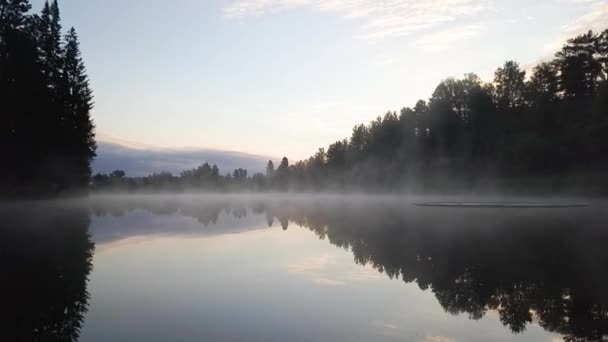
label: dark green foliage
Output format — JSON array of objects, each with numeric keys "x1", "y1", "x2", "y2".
[{"x1": 0, "y1": 0, "x2": 96, "y2": 196}]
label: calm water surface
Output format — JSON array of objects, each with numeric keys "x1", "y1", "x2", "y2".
[{"x1": 1, "y1": 195, "x2": 607, "y2": 341}]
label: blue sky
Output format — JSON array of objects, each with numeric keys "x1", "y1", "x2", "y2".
[{"x1": 32, "y1": 0, "x2": 608, "y2": 159}]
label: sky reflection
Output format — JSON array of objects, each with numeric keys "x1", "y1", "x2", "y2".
[{"x1": 3, "y1": 195, "x2": 603, "y2": 341}]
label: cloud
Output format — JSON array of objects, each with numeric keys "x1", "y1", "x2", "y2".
[
  {"x1": 419, "y1": 335, "x2": 456, "y2": 342},
  {"x1": 312, "y1": 278, "x2": 347, "y2": 286},
  {"x1": 223, "y1": 0, "x2": 309, "y2": 18},
  {"x1": 286, "y1": 254, "x2": 333, "y2": 273},
  {"x1": 372, "y1": 54, "x2": 395, "y2": 66},
  {"x1": 544, "y1": 0, "x2": 608, "y2": 53},
  {"x1": 372, "y1": 321, "x2": 399, "y2": 330},
  {"x1": 286, "y1": 253, "x2": 382, "y2": 286},
  {"x1": 562, "y1": 1, "x2": 608, "y2": 33},
  {"x1": 223, "y1": 0, "x2": 490, "y2": 40},
  {"x1": 410, "y1": 24, "x2": 484, "y2": 52},
  {"x1": 93, "y1": 140, "x2": 273, "y2": 176}
]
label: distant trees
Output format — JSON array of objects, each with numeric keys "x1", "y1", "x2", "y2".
[
  {"x1": 96, "y1": 27, "x2": 608, "y2": 194},
  {"x1": 0, "y1": 0, "x2": 95, "y2": 196},
  {"x1": 265, "y1": 160, "x2": 275, "y2": 178},
  {"x1": 275, "y1": 28, "x2": 608, "y2": 192},
  {"x1": 93, "y1": 165, "x2": 259, "y2": 192}
]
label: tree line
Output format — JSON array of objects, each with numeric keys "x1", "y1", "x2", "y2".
[
  {"x1": 95, "y1": 28, "x2": 608, "y2": 193},
  {"x1": 289, "y1": 28, "x2": 608, "y2": 191},
  {"x1": 1, "y1": 0, "x2": 95, "y2": 196},
  {"x1": 92, "y1": 157, "x2": 291, "y2": 192}
]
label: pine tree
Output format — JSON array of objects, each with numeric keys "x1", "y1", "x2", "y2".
[
  {"x1": 0, "y1": 0, "x2": 51, "y2": 192},
  {"x1": 31, "y1": 0, "x2": 67, "y2": 189},
  {"x1": 266, "y1": 160, "x2": 275, "y2": 177},
  {"x1": 0, "y1": 0, "x2": 31, "y2": 30},
  {"x1": 1, "y1": 0, "x2": 97, "y2": 195},
  {"x1": 36, "y1": 0, "x2": 61, "y2": 86},
  {"x1": 61, "y1": 27, "x2": 96, "y2": 188}
]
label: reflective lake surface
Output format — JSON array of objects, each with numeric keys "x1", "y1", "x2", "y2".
[{"x1": 1, "y1": 194, "x2": 607, "y2": 341}]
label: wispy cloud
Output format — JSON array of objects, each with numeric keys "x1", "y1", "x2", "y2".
[
  {"x1": 286, "y1": 253, "x2": 382, "y2": 286},
  {"x1": 561, "y1": 1, "x2": 608, "y2": 33},
  {"x1": 410, "y1": 24, "x2": 484, "y2": 52},
  {"x1": 544, "y1": 0, "x2": 608, "y2": 53},
  {"x1": 372, "y1": 54, "x2": 395, "y2": 67},
  {"x1": 419, "y1": 335, "x2": 456, "y2": 342},
  {"x1": 372, "y1": 321, "x2": 399, "y2": 330},
  {"x1": 223, "y1": 0, "x2": 491, "y2": 40}
]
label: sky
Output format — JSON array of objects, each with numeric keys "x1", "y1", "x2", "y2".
[{"x1": 31, "y1": 0, "x2": 608, "y2": 160}]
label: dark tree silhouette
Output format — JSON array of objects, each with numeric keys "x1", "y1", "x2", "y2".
[
  {"x1": 60, "y1": 27, "x2": 96, "y2": 188},
  {"x1": 0, "y1": 205, "x2": 94, "y2": 341},
  {"x1": 265, "y1": 160, "x2": 275, "y2": 178},
  {"x1": 92, "y1": 27, "x2": 608, "y2": 194},
  {"x1": 0, "y1": 0, "x2": 96, "y2": 197}
]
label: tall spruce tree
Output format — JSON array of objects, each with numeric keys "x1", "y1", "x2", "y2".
[
  {"x1": 61, "y1": 27, "x2": 96, "y2": 188},
  {"x1": 36, "y1": 0, "x2": 68, "y2": 188},
  {"x1": 1, "y1": 0, "x2": 96, "y2": 195},
  {"x1": 0, "y1": 0, "x2": 51, "y2": 192}
]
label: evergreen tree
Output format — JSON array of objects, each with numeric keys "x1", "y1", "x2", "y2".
[
  {"x1": 1, "y1": 0, "x2": 96, "y2": 195},
  {"x1": 0, "y1": 0, "x2": 51, "y2": 192},
  {"x1": 276, "y1": 157, "x2": 289, "y2": 190},
  {"x1": 60, "y1": 27, "x2": 96, "y2": 187},
  {"x1": 36, "y1": 0, "x2": 62, "y2": 88},
  {"x1": 0, "y1": 0, "x2": 31, "y2": 30},
  {"x1": 277, "y1": 157, "x2": 289, "y2": 173},
  {"x1": 265, "y1": 160, "x2": 275, "y2": 178}
]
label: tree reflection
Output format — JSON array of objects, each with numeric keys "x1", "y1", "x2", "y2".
[
  {"x1": 0, "y1": 205, "x2": 94, "y2": 341},
  {"x1": 262, "y1": 201, "x2": 608, "y2": 342},
  {"x1": 87, "y1": 196, "x2": 608, "y2": 341}
]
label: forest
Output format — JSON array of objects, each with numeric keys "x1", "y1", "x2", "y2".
[
  {"x1": 1, "y1": 0, "x2": 95, "y2": 196},
  {"x1": 2, "y1": 0, "x2": 608, "y2": 195},
  {"x1": 94, "y1": 28, "x2": 608, "y2": 193}
]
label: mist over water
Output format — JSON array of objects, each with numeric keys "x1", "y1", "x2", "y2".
[
  {"x1": 2, "y1": 1, "x2": 608, "y2": 340},
  {"x1": 2, "y1": 194, "x2": 606, "y2": 341}
]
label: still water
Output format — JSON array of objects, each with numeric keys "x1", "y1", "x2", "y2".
[{"x1": 1, "y1": 194, "x2": 607, "y2": 341}]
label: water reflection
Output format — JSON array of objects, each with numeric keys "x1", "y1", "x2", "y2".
[
  {"x1": 88, "y1": 195, "x2": 608, "y2": 341},
  {"x1": 0, "y1": 204, "x2": 94, "y2": 341},
  {"x1": 2, "y1": 195, "x2": 608, "y2": 341},
  {"x1": 263, "y1": 201, "x2": 608, "y2": 342}
]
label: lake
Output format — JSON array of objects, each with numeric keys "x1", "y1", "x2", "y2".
[{"x1": 1, "y1": 194, "x2": 607, "y2": 341}]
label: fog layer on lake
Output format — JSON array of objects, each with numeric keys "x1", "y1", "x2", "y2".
[{"x1": 1, "y1": 194, "x2": 606, "y2": 342}]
